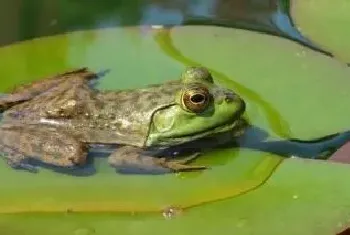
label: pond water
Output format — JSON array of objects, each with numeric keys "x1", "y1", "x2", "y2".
[
  {"x1": 0, "y1": 0, "x2": 316, "y2": 47},
  {"x1": 0, "y1": 0, "x2": 350, "y2": 221}
]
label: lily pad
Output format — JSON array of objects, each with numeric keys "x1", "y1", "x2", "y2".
[
  {"x1": 0, "y1": 148, "x2": 281, "y2": 213},
  {"x1": 290, "y1": 0, "x2": 350, "y2": 63},
  {"x1": 1, "y1": 25, "x2": 350, "y2": 234},
  {"x1": 1, "y1": 158, "x2": 350, "y2": 235},
  {"x1": 0, "y1": 26, "x2": 282, "y2": 213},
  {"x1": 157, "y1": 25, "x2": 350, "y2": 140}
]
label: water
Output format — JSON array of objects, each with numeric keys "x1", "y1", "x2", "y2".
[{"x1": 0, "y1": 0, "x2": 326, "y2": 53}]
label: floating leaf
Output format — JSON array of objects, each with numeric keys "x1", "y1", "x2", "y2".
[
  {"x1": 0, "y1": 25, "x2": 350, "y2": 234},
  {"x1": 291, "y1": 0, "x2": 350, "y2": 63}
]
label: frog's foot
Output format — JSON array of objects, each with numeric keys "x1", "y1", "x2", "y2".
[
  {"x1": 158, "y1": 153, "x2": 209, "y2": 172},
  {"x1": 108, "y1": 146, "x2": 208, "y2": 174},
  {"x1": 0, "y1": 145, "x2": 38, "y2": 173}
]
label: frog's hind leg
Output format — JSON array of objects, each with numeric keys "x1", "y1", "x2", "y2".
[
  {"x1": 0, "y1": 125, "x2": 88, "y2": 173},
  {"x1": 11, "y1": 67, "x2": 98, "y2": 94},
  {"x1": 108, "y1": 146, "x2": 208, "y2": 174},
  {"x1": 0, "y1": 93, "x2": 33, "y2": 111},
  {"x1": 0, "y1": 68, "x2": 99, "y2": 111},
  {"x1": 88, "y1": 68, "x2": 110, "y2": 88}
]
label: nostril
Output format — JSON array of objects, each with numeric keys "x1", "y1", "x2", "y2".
[{"x1": 225, "y1": 93, "x2": 235, "y2": 103}]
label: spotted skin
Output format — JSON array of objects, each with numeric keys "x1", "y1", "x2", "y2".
[{"x1": 0, "y1": 67, "x2": 246, "y2": 173}]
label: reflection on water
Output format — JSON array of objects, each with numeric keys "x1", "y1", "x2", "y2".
[{"x1": 0, "y1": 0, "x2": 322, "y2": 53}]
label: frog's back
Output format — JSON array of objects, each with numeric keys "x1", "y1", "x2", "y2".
[{"x1": 98, "y1": 80, "x2": 181, "y2": 117}]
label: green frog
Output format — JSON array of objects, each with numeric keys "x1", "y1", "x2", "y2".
[{"x1": 0, "y1": 66, "x2": 246, "y2": 173}]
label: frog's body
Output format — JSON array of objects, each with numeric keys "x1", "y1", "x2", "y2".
[{"x1": 0, "y1": 67, "x2": 246, "y2": 173}]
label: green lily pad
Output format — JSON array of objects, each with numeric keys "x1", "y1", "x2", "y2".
[
  {"x1": 290, "y1": 0, "x2": 350, "y2": 63},
  {"x1": 1, "y1": 25, "x2": 350, "y2": 234},
  {"x1": 157, "y1": 25, "x2": 350, "y2": 140},
  {"x1": 1, "y1": 158, "x2": 350, "y2": 235},
  {"x1": 0, "y1": 148, "x2": 281, "y2": 213},
  {"x1": 0, "y1": 27, "x2": 282, "y2": 213}
]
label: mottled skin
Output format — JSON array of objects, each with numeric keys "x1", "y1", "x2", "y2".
[{"x1": 0, "y1": 67, "x2": 246, "y2": 173}]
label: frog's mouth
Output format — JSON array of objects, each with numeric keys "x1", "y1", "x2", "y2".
[{"x1": 169, "y1": 115, "x2": 246, "y2": 145}]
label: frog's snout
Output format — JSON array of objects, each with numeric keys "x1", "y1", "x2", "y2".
[
  {"x1": 225, "y1": 91, "x2": 246, "y2": 115},
  {"x1": 216, "y1": 90, "x2": 244, "y2": 108},
  {"x1": 223, "y1": 91, "x2": 244, "y2": 106},
  {"x1": 224, "y1": 92, "x2": 236, "y2": 103}
]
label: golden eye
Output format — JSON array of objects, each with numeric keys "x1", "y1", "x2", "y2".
[{"x1": 181, "y1": 86, "x2": 211, "y2": 113}]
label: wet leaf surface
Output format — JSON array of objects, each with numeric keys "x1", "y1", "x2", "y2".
[
  {"x1": 0, "y1": 26, "x2": 350, "y2": 234},
  {"x1": 291, "y1": 0, "x2": 350, "y2": 63}
]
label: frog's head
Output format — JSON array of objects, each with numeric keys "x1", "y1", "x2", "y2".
[{"x1": 146, "y1": 66, "x2": 246, "y2": 147}]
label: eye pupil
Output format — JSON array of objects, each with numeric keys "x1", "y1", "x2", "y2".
[{"x1": 190, "y1": 94, "x2": 205, "y2": 103}]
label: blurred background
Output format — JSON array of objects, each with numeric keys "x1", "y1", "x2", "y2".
[{"x1": 0, "y1": 0, "x2": 304, "y2": 47}]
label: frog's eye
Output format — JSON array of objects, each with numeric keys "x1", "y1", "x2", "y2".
[{"x1": 181, "y1": 86, "x2": 211, "y2": 113}]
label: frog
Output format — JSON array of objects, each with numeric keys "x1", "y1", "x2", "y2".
[{"x1": 0, "y1": 66, "x2": 246, "y2": 173}]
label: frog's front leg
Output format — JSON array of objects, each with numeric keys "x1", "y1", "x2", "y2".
[
  {"x1": 0, "y1": 125, "x2": 88, "y2": 172},
  {"x1": 108, "y1": 146, "x2": 208, "y2": 174}
]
